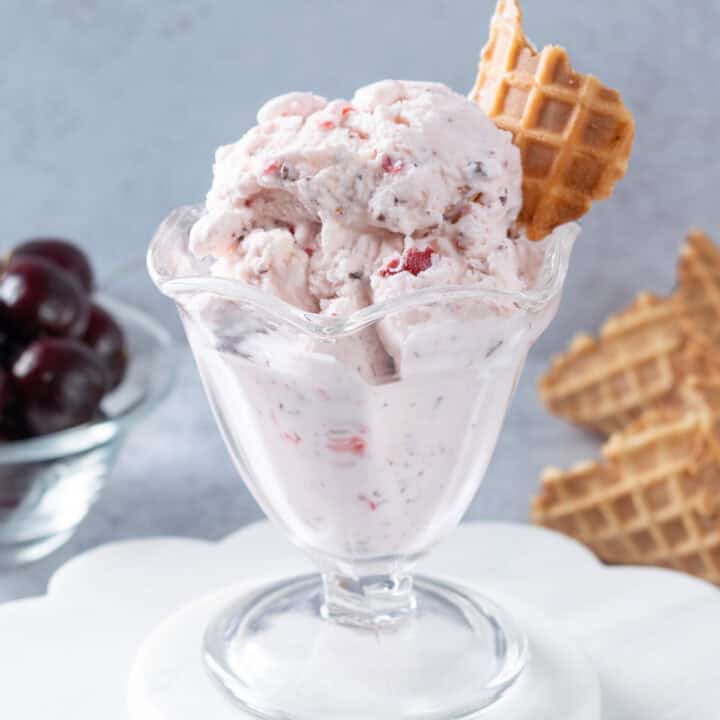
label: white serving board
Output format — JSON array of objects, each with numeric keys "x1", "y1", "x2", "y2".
[
  {"x1": 128, "y1": 580, "x2": 602, "y2": 720},
  {"x1": 0, "y1": 522, "x2": 718, "y2": 719}
]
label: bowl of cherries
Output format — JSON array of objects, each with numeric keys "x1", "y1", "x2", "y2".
[{"x1": 0, "y1": 239, "x2": 175, "y2": 565}]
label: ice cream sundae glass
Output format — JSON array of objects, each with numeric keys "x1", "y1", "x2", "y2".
[{"x1": 148, "y1": 2, "x2": 633, "y2": 716}]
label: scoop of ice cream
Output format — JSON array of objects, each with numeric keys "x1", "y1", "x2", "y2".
[
  {"x1": 189, "y1": 79, "x2": 554, "y2": 374},
  {"x1": 191, "y1": 79, "x2": 528, "y2": 293},
  {"x1": 371, "y1": 222, "x2": 579, "y2": 366},
  {"x1": 209, "y1": 227, "x2": 318, "y2": 312},
  {"x1": 194, "y1": 80, "x2": 520, "y2": 237}
]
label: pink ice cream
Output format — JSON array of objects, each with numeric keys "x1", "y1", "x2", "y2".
[
  {"x1": 189, "y1": 80, "x2": 545, "y2": 322},
  {"x1": 156, "y1": 79, "x2": 578, "y2": 561}
]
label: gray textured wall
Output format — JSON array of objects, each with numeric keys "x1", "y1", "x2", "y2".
[{"x1": 1, "y1": 0, "x2": 718, "y2": 599}]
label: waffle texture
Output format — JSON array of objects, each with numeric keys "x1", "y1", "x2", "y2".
[
  {"x1": 677, "y1": 228, "x2": 720, "y2": 347},
  {"x1": 535, "y1": 229, "x2": 720, "y2": 584},
  {"x1": 471, "y1": 0, "x2": 635, "y2": 240},
  {"x1": 533, "y1": 378, "x2": 720, "y2": 585},
  {"x1": 540, "y1": 230, "x2": 720, "y2": 434}
]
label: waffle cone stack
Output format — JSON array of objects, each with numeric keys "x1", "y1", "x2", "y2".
[
  {"x1": 471, "y1": 0, "x2": 635, "y2": 240},
  {"x1": 540, "y1": 230, "x2": 720, "y2": 434},
  {"x1": 535, "y1": 230, "x2": 720, "y2": 584},
  {"x1": 533, "y1": 378, "x2": 720, "y2": 584}
]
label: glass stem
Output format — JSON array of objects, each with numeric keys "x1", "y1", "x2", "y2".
[{"x1": 321, "y1": 571, "x2": 416, "y2": 629}]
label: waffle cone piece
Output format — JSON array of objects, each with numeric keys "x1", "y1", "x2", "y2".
[
  {"x1": 533, "y1": 378, "x2": 720, "y2": 585},
  {"x1": 471, "y1": 0, "x2": 635, "y2": 240},
  {"x1": 539, "y1": 229, "x2": 720, "y2": 434},
  {"x1": 677, "y1": 227, "x2": 720, "y2": 347}
]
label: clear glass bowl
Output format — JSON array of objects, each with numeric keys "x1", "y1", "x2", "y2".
[
  {"x1": 0, "y1": 295, "x2": 176, "y2": 566},
  {"x1": 149, "y1": 205, "x2": 577, "y2": 720}
]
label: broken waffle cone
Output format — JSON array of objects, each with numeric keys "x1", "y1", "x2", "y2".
[
  {"x1": 539, "y1": 292, "x2": 695, "y2": 434},
  {"x1": 533, "y1": 378, "x2": 720, "y2": 585},
  {"x1": 539, "y1": 229, "x2": 720, "y2": 434},
  {"x1": 677, "y1": 227, "x2": 720, "y2": 346},
  {"x1": 471, "y1": 0, "x2": 635, "y2": 240}
]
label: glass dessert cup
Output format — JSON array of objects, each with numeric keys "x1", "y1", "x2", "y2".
[
  {"x1": 149, "y1": 206, "x2": 576, "y2": 720},
  {"x1": 0, "y1": 295, "x2": 176, "y2": 566}
]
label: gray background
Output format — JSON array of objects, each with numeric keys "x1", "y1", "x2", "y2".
[{"x1": 1, "y1": 0, "x2": 717, "y2": 601}]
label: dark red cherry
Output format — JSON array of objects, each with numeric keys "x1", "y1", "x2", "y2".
[
  {"x1": 13, "y1": 238, "x2": 94, "y2": 293},
  {"x1": 0, "y1": 369, "x2": 14, "y2": 415},
  {"x1": 0, "y1": 370, "x2": 28, "y2": 442},
  {"x1": 0, "y1": 256, "x2": 90, "y2": 338},
  {"x1": 0, "y1": 316, "x2": 27, "y2": 369},
  {"x1": 0, "y1": 413, "x2": 28, "y2": 443},
  {"x1": 82, "y1": 304, "x2": 127, "y2": 390},
  {"x1": 12, "y1": 338, "x2": 106, "y2": 436}
]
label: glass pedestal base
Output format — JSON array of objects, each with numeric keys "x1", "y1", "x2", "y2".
[{"x1": 203, "y1": 574, "x2": 527, "y2": 720}]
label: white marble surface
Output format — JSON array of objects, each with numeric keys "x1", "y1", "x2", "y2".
[
  {"x1": 1, "y1": 0, "x2": 720, "y2": 601},
  {"x1": 3, "y1": 522, "x2": 720, "y2": 719},
  {"x1": 128, "y1": 526, "x2": 602, "y2": 720}
]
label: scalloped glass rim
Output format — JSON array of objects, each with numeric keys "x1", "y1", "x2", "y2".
[
  {"x1": 149, "y1": 205, "x2": 578, "y2": 338},
  {"x1": 0, "y1": 294, "x2": 177, "y2": 464}
]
